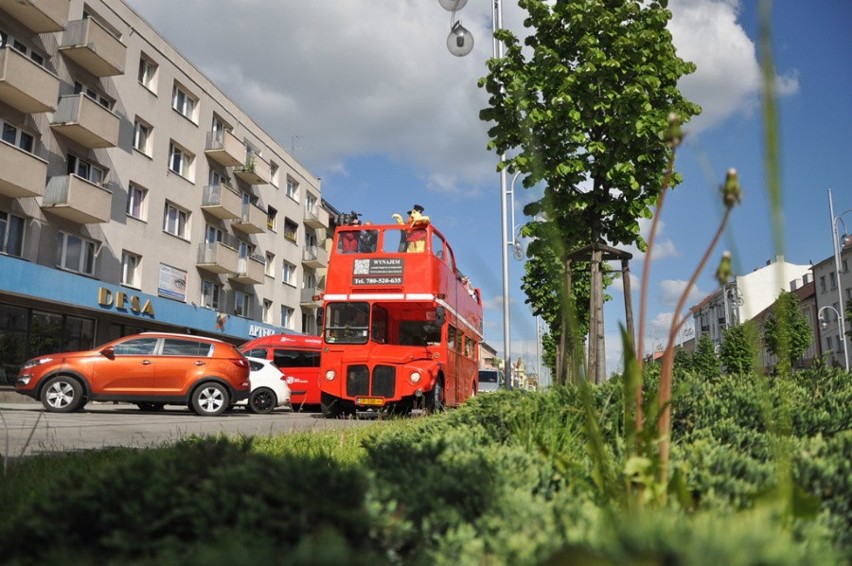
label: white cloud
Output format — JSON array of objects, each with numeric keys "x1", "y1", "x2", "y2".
[
  {"x1": 658, "y1": 279, "x2": 706, "y2": 309},
  {"x1": 669, "y1": 0, "x2": 762, "y2": 133}
]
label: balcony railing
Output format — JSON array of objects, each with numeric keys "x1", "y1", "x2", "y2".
[
  {"x1": 303, "y1": 203, "x2": 328, "y2": 229},
  {"x1": 205, "y1": 130, "x2": 244, "y2": 168},
  {"x1": 42, "y1": 174, "x2": 112, "y2": 224},
  {"x1": 300, "y1": 287, "x2": 322, "y2": 305},
  {"x1": 0, "y1": 47, "x2": 60, "y2": 113},
  {"x1": 0, "y1": 0, "x2": 68, "y2": 33},
  {"x1": 196, "y1": 241, "x2": 239, "y2": 275},
  {"x1": 59, "y1": 17, "x2": 126, "y2": 76},
  {"x1": 0, "y1": 141, "x2": 48, "y2": 199},
  {"x1": 231, "y1": 254, "x2": 265, "y2": 285},
  {"x1": 301, "y1": 245, "x2": 329, "y2": 268},
  {"x1": 201, "y1": 184, "x2": 241, "y2": 220},
  {"x1": 50, "y1": 94, "x2": 119, "y2": 148},
  {"x1": 233, "y1": 154, "x2": 271, "y2": 185},
  {"x1": 231, "y1": 202, "x2": 266, "y2": 234}
]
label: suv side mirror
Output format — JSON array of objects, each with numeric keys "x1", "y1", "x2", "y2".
[{"x1": 101, "y1": 346, "x2": 115, "y2": 359}]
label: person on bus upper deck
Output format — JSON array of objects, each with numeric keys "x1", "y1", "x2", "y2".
[
  {"x1": 405, "y1": 204, "x2": 430, "y2": 253},
  {"x1": 359, "y1": 221, "x2": 378, "y2": 253},
  {"x1": 339, "y1": 218, "x2": 360, "y2": 253}
]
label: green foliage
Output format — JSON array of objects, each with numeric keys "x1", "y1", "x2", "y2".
[
  {"x1": 720, "y1": 322, "x2": 761, "y2": 375},
  {"x1": 762, "y1": 290, "x2": 813, "y2": 373},
  {"x1": 0, "y1": 436, "x2": 378, "y2": 564},
  {"x1": 692, "y1": 333, "x2": 721, "y2": 379}
]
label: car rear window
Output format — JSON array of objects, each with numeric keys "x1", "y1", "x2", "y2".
[
  {"x1": 479, "y1": 371, "x2": 499, "y2": 383},
  {"x1": 161, "y1": 338, "x2": 213, "y2": 357}
]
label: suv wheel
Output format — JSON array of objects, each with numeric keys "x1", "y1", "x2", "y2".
[
  {"x1": 191, "y1": 382, "x2": 229, "y2": 416},
  {"x1": 41, "y1": 376, "x2": 86, "y2": 413}
]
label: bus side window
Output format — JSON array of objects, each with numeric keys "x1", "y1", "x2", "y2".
[
  {"x1": 242, "y1": 347, "x2": 268, "y2": 359},
  {"x1": 448, "y1": 325, "x2": 457, "y2": 350}
]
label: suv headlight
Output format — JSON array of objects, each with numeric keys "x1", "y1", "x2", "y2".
[{"x1": 22, "y1": 357, "x2": 53, "y2": 370}]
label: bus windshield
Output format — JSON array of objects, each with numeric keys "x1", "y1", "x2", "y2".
[
  {"x1": 324, "y1": 302, "x2": 370, "y2": 344},
  {"x1": 324, "y1": 301, "x2": 443, "y2": 347}
]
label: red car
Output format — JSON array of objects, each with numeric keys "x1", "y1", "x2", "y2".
[{"x1": 14, "y1": 332, "x2": 250, "y2": 416}]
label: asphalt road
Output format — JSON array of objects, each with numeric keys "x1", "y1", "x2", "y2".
[{"x1": 0, "y1": 392, "x2": 375, "y2": 459}]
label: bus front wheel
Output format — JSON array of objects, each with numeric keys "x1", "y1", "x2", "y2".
[
  {"x1": 426, "y1": 379, "x2": 444, "y2": 413},
  {"x1": 321, "y1": 392, "x2": 343, "y2": 418}
]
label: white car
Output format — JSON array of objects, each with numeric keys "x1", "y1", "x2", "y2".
[{"x1": 238, "y1": 357, "x2": 291, "y2": 414}]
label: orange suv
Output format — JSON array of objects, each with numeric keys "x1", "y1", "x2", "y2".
[{"x1": 14, "y1": 332, "x2": 250, "y2": 416}]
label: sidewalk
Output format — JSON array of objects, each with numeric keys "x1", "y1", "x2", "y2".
[{"x1": 0, "y1": 385, "x2": 36, "y2": 403}]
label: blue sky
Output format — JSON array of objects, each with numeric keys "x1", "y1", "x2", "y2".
[{"x1": 128, "y1": 0, "x2": 852, "y2": 381}]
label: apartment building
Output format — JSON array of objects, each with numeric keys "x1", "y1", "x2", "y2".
[
  {"x1": 0, "y1": 0, "x2": 329, "y2": 381},
  {"x1": 811, "y1": 240, "x2": 852, "y2": 368},
  {"x1": 690, "y1": 255, "x2": 811, "y2": 349}
]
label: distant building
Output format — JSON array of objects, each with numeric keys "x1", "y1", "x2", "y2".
[
  {"x1": 690, "y1": 255, "x2": 811, "y2": 350},
  {"x1": 811, "y1": 239, "x2": 852, "y2": 368}
]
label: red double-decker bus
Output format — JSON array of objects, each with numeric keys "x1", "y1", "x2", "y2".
[{"x1": 318, "y1": 221, "x2": 484, "y2": 417}]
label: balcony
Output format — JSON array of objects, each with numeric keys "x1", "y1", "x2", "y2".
[
  {"x1": 233, "y1": 154, "x2": 270, "y2": 185},
  {"x1": 201, "y1": 184, "x2": 241, "y2": 220},
  {"x1": 197, "y1": 242, "x2": 239, "y2": 275},
  {"x1": 230, "y1": 255, "x2": 265, "y2": 285},
  {"x1": 205, "y1": 130, "x2": 244, "y2": 168},
  {"x1": 59, "y1": 17, "x2": 125, "y2": 77},
  {"x1": 300, "y1": 287, "x2": 322, "y2": 306},
  {"x1": 0, "y1": 47, "x2": 60, "y2": 113},
  {"x1": 302, "y1": 245, "x2": 329, "y2": 269},
  {"x1": 50, "y1": 94, "x2": 119, "y2": 148},
  {"x1": 0, "y1": 0, "x2": 68, "y2": 33},
  {"x1": 231, "y1": 202, "x2": 266, "y2": 234},
  {"x1": 0, "y1": 141, "x2": 47, "y2": 199},
  {"x1": 41, "y1": 174, "x2": 112, "y2": 224},
  {"x1": 304, "y1": 204, "x2": 329, "y2": 229}
]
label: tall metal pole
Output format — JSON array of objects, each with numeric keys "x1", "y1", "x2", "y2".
[
  {"x1": 492, "y1": 0, "x2": 512, "y2": 390},
  {"x1": 828, "y1": 189, "x2": 849, "y2": 370}
]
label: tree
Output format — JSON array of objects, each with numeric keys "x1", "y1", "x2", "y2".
[
  {"x1": 720, "y1": 322, "x2": 760, "y2": 376},
  {"x1": 762, "y1": 290, "x2": 812, "y2": 374},
  {"x1": 480, "y1": 0, "x2": 700, "y2": 382},
  {"x1": 692, "y1": 333, "x2": 720, "y2": 379}
]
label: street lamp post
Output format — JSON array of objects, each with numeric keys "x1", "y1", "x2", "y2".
[
  {"x1": 818, "y1": 306, "x2": 848, "y2": 369},
  {"x1": 827, "y1": 189, "x2": 850, "y2": 370},
  {"x1": 439, "y1": 0, "x2": 513, "y2": 390}
]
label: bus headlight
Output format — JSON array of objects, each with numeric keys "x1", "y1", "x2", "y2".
[
  {"x1": 409, "y1": 371, "x2": 422, "y2": 384},
  {"x1": 324, "y1": 369, "x2": 336, "y2": 381}
]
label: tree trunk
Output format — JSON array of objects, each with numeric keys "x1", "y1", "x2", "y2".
[{"x1": 588, "y1": 245, "x2": 606, "y2": 384}]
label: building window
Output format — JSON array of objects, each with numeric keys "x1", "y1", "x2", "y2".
[
  {"x1": 133, "y1": 118, "x2": 152, "y2": 155},
  {"x1": 820, "y1": 276, "x2": 826, "y2": 293},
  {"x1": 265, "y1": 252, "x2": 275, "y2": 277},
  {"x1": 286, "y1": 177, "x2": 298, "y2": 200},
  {"x1": 126, "y1": 183, "x2": 147, "y2": 220},
  {"x1": 205, "y1": 224, "x2": 224, "y2": 243},
  {"x1": 282, "y1": 261, "x2": 296, "y2": 286},
  {"x1": 281, "y1": 306, "x2": 294, "y2": 329},
  {"x1": 172, "y1": 83, "x2": 197, "y2": 121},
  {"x1": 235, "y1": 291, "x2": 252, "y2": 318},
  {"x1": 55, "y1": 232, "x2": 96, "y2": 275},
  {"x1": 4, "y1": 32, "x2": 46, "y2": 66},
  {"x1": 168, "y1": 141, "x2": 194, "y2": 179},
  {"x1": 283, "y1": 218, "x2": 298, "y2": 243},
  {"x1": 0, "y1": 211, "x2": 25, "y2": 257},
  {"x1": 270, "y1": 163, "x2": 279, "y2": 187},
  {"x1": 843, "y1": 259, "x2": 849, "y2": 273},
  {"x1": 263, "y1": 300, "x2": 273, "y2": 323},
  {"x1": 138, "y1": 54, "x2": 158, "y2": 91},
  {"x1": 68, "y1": 154, "x2": 105, "y2": 185},
  {"x1": 830, "y1": 272, "x2": 837, "y2": 290},
  {"x1": 201, "y1": 280, "x2": 221, "y2": 310},
  {"x1": 1, "y1": 121, "x2": 35, "y2": 153},
  {"x1": 267, "y1": 206, "x2": 277, "y2": 231},
  {"x1": 121, "y1": 251, "x2": 141, "y2": 288},
  {"x1": 73, "y1": 81, "x2": 112, "y2": 109},
  {"x1": 163, "y1": 203, "x2": 189, "y2": 238}
]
